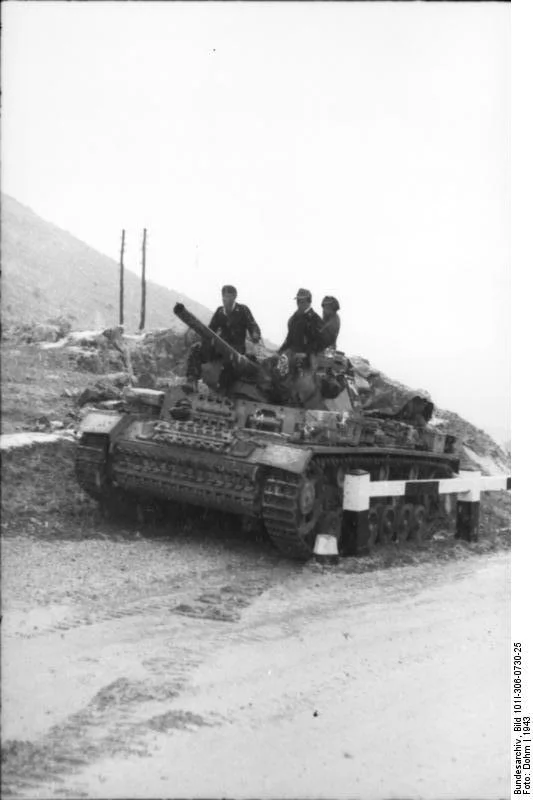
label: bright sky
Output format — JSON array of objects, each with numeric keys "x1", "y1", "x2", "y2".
[{"x1": 2, "y1": 1, "x2": 509, "y2": 441}]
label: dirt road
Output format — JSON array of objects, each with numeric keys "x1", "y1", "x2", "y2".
[{"x1": 2, "y1": 532, "x2": 510, "y2": 799}]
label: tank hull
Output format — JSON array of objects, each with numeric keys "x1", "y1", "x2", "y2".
[{"x1": 75, "y1": 404, "x2": 460, "y2": 559}]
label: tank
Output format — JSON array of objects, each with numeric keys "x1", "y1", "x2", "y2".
[{"x1": 75, "y1": 303, "x2": 462, "y2": 559}]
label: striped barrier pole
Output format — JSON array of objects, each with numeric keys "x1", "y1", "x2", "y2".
[
  {"x1": 340, "y1": 468, "x2": 510, "y2": 555},
  {"x1": 456, "y1": 470, "x2": 481, "y2": 542},
  {"x1": 341, "y1": 470, "x2": 371, "y2": 556}
]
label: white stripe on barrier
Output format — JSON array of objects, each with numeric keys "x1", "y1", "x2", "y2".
[
  {"x1": 341, "y1": 469, "x2": 509, "y2": 550},
  {"x1": 343, "y1": 472, "x2": 371, "y2": 511},
  {"x1": 362, "y1": 472, "x2": 509, "y2": 500},
  {"x1": 457, "y1": 470, "x2": 481, "y2": 502},
  {"x1": 476, "y1": 475, "x2": 511, "y2": 492}
]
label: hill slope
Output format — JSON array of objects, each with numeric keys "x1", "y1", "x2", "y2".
[
  {"x1": 1, "y1": 194, "x2": 211, "y2": 332},
  {"x1": 0, "y1": 194, "x2": 510, "y2": 475}
]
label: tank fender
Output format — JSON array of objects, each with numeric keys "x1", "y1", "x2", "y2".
[
  {"x1": 245, "y1": 443, "x2": 312, "y2": 475},
  {"x1": 79, "y1": 411, "x2": 127, "y2": 442}
]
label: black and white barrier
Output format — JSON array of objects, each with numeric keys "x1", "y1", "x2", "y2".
[{"x1": 340, "y1": 469, "x2": 511, "y2": 556}]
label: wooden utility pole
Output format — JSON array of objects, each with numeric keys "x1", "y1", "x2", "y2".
[
  {"x1": 119, "y1": 229, "x2": 125, "y2": 326},
  {"x1": 139, "y1": 228, "x2": 147, "y2": 331}
]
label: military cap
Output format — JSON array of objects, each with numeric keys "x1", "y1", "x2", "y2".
[
  {"x1": 321, "y1": 295, "x2": 340, "y2": 312},
  {"x1": 221, "y1": 285, "x2": 237, "y2": 296},
  {"x1": 295, "y1": 288, "x2": 312, "y2": 301}
]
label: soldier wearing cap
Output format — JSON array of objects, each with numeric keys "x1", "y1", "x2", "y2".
[
  {"x1": 320, "y1": 295, "x2": 341, "y2": 350},
  {"x1": 278, "y1": 288, "x2": 323, "y2": 357}
]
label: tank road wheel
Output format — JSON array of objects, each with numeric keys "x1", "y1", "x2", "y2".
[
  {"x1": 262, "y1": 464, "x2": 325, "y2": 560},
  {"x1": 379, "y1": 504, "x2": 396, "y2": 545},
  {"x1": 410, "y1": 504, "x2": 428, "y2": 544},
  {"x1": 396, "y1": 503, "x2": 414, "y2": 544},
  {"x1": 299, "y1": 476, "x2": 318, "y2": 519}
]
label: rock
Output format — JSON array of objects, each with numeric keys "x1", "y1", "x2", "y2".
[
  {"x1": 75, "y1": 352, "x2": 103, "y2": 373},
  {"x1": 32, "y1": 323, "x2": 62, "y2": 343},
  {"x1": 130, "y1": 328, "x2": 187, "y2": 378},
  {"x1": 66, "y1": 330, "x2": 108, "y2": 348},
  {"x1": 33, "y1": 415, "x2": 51, "y2": 431},
  {"x1": 45, "y1": 316, "x2": 73, "y2": 339},
  {"x1": 49, "y1": 420, "x2": 65, "y2": 431},
  {"x1": 105, "y1": 371, "x2": 133, "y2": 388},
  {"x1": 77, "y1": 384, "x2": 122, "y2": 407},
  {"x1": 136, "y1": 372, "x2": 156, "y2": 389}
]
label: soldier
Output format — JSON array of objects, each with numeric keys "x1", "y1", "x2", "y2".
[
  {"x1": 184, "y1": 285, "x2": 261, "y2": 388},
  {"x1": 278, "y1": 288, "x2": 323, "y2": 359},
  {"x1": 208, "y1": 285, "x2": 262, "y2": 355},
  {"x1": 320, "y1": 295, "x2": 341, "y2": 350}
]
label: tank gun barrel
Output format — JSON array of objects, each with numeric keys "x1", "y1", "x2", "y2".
[{"x1": 173, "y1": 302, "x2": 260, "y2": 377}]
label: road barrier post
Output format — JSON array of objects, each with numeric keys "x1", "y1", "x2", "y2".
[
  {"x1": 313, "y1": 534, "x2": 340, "y2": 564},
  {"x1": 456, "y1": 470, "x2": 482, "y2": 542},
  {"x1": 341, "y1": 470, "x2": 371, "y2": 556}
]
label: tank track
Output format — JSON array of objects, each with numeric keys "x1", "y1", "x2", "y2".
[
  {"x1": 261, "y1": 451, "x2": 457, "y2": 559},
  {"x1": 262, "y1": 473, "x2": 311, "y2": 559},
  {"x1": 75, "y1": 433, "x2": 109, "y2": 500},
  {"x1": 76, "y1": 433, "x2": 458, "y2": 560}
]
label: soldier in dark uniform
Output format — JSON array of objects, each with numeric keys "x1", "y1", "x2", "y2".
[
  {"x1": 208, "y1": 285, "x2": 261, "y2": 354},
  {"x1": 320, "y1": 295, "x2": 341, "y2": 350},
  {"x1": 185, "y1": 285, "x2": 261, "y2": 388},
  {"x1": 278, "y1": 288, "x2": 323, "y2": 359}
]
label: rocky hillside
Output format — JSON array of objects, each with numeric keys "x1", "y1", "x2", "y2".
[
  {"x1": 0, "y1": 194, "x2": 509, "y2": 476},
  {"x1": 0, "y1": 194, "x2": 211, "y2": 332},
  {"x1": 349, "y1": 355, "x2": 510, "y2": 476},
  {"x1": 1, "y1": 323, "x2": 509, "y2": 477}
]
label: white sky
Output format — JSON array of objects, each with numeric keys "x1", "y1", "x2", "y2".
[{"x1": 2, "y1": 1, "x2": 509, "y2": 441}]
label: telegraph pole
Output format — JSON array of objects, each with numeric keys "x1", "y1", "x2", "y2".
[
  {"x1": 139, "y1": 228, "x2": 147, "y2": 331},
  {"x1": 119, "y1": 229, "x2": 125, "y2": 326}
]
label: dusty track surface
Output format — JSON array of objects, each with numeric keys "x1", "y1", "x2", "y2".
[{"x1": 2, "y1": 528, "x2": 510, "y2": 799}]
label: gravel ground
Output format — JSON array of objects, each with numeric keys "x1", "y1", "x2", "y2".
[
  {"x1": 2, "y1": 539, "x2": 511, "y2": 799},
  {"x1": 1, "y1": 434, "x2": 511, "y2": 799}
]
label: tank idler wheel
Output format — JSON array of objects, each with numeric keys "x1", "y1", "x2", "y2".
[
  {"x1": 378, "y1": 505, "x2": 395, "y2": 545},
  {"x1": 410, "y1": 504, "x2": 428, "y2": 544},
  {"x1": 396, "y1": 503, "x2": 414, "y2": 544},
  {"x1": 367, "y1": 507, "x2": 380, "y2": 551},
  {"x1": 407, "y1": 465, "x2": 419, "y2": 481}
]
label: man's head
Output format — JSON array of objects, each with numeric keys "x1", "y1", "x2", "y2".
[
  {"x1": 295, "y1": 288, "x2": 312, "y2": 313},
  {"x1": 321, "y1": 295, "x2": 340, "y2": 320},
  {"x1": 221, "y1": 285, "x2": 237, "y2": 311}
]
